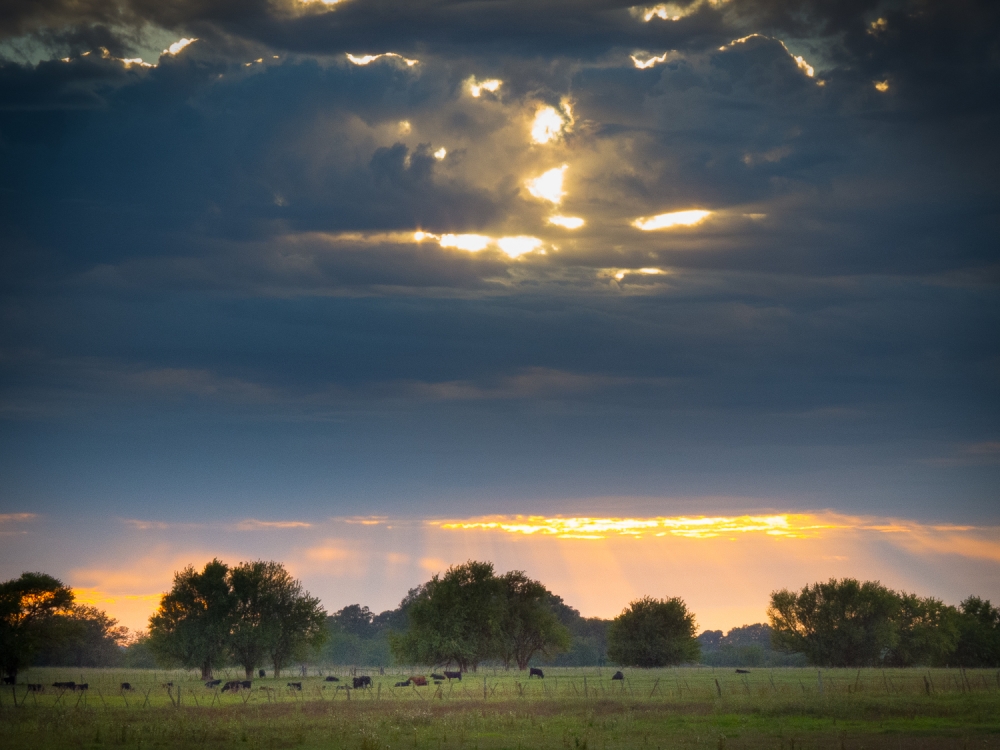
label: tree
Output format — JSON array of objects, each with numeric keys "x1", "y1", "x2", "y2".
[
  {"x1": 769, "y1": 579, "x2": 901, "y2": 667},
  {"x1": 496, "y1": 571, "x2": 570, "y2": 669},
  {"x1": 265, "y1": 573, "x2": 326, "y2": 677},
  {"x1": 952, "y1": 596, "x2": 1000, "y2": 667},
  {"x1": 32, "y1": 605, "x2": 130, "y2": 668},
  {"x1": 390, "y1": 561, "x2": 506, "y2": 671},
  {"x1": 607, "y1": 596, "x2": 700, "y2": 667},
  {"x1": 0, "y1": 572, "x2": 75, "y2": 681},
  {"x1": 148, "y1": 559, "x2": 234, "y2": 680},
  {"x1": 229, "y1": 560, "x2": 326, "y2": 678},
  {"x1": 887, "y1": 594, "x2": 960, "y2": 667}
]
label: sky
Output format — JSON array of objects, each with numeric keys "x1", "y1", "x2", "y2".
[{"x1": 1, "y1": 0, "x2": 998, "y2": 634}]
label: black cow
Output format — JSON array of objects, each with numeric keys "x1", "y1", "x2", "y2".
[
  {"x1": 529, "y1": 668, "x2": 544, "y2": 679},
  {"x1": 430, "y1": 673, "x2": 446, "y2": 681},
  {"x1": 120, "y1": 682, "x2": 133, "y2": 691},
  {"x1": 27, "y1": 684, "x2": 44, "y2": 692},
  {"x1": 259, "y1": 669, "x2": 266, "y2": 678},
  {"x1": 1, "y1": 676, "x2": 14, "y2": 685},
  {"x1": 443, "y1": 671, "x2": 461, "y2": 681},
  {"x1": 242, "y1": 680, "x2": 252, "y2": 689},
  {"x1": 611, "y1": 671, "x2": 624, "y2": 681},
  {"x1": 221, "y1": 680, "x2": 242, "y2": 692},
  {"x1": 53, "y1": 681, "x2": 75, "y2": 689},
  {"x1": 75, "y1": 683, "x2": 89, "y2": 691},
  {"x1": 287, "y1": 682, "x2": 302, "y2": 690},
  {"x1": 394, "y1": 680, "x2": 411, "y2": 687},
  {"x1": 205, "y1": 679, "x2": 222, "y2": 688},
  {"x1": 324, "y1": 676, "x2": 339, "y2": 682},
  {"x1": 735, "y1": 669, "x2": 750, "y2": 674},
  {"x1": 352, "y1": 676, "x2": 372, "y2": 689}
]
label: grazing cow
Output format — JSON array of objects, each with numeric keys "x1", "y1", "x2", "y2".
[
  {"x1": 205, "y1": 679, "x2": 222, "y2": 688},
  {"x1": 611, "y1": 671, "x2": 624, "y2": 681},
  {"x1": 443, "y1": 671, "x2": 461, "y2": 681},
  {"x1": 287, "y1": 682, "x2": 302, "y2": 690},
  {"x1": 27, "y1": 684, "x2": 44, "y2": 692},
  {"x1": 241, "y1": 680, "x2": 252, "y2": 689},
  {"x1": 53, "y1": 681, "x2": 75, "y2": 689},
  {"x1": 324, "y1": 676, "x2": 339, "y2": 682},
  {"x1": 352, "y1": 676, "x2": 372, "y2": 689},
  {"x1": 394, "y1": 680, "x2": 411, "y2": 687},
  {"x1": 529, "y1": 668, "x2": 544, "y2": 679},
  {"x1": 1, "y1": 676, "x2": 14, "y2": 685},
  {"x1": 410, "y1": 676, "x2": 428, "y2": 686},
  {"x1": 430, "y1": 673, "x2": 446, "y2": 681},
  {"x1": 221, "y1": 680, "x2": 242, "y2": 692},
  {"x1": 434, "y1": 680, "x2": 443, "y2": 685},
  {"x1": 75, "y1": 683, "x2": 89, "y2": 691},
  {"x1": 735, "y1": 669, "x2": 750, "y2": 674},
  {"x1": 259, "y1": 669, "x2": 266, "y2": 678},
  {"x1": 120, "y1": 682, "x2": 133, "y2": 691}
]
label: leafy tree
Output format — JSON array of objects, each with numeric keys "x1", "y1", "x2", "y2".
[
  {"x1": 769, "y1": 579, "x2": 901, "y2": 667},
  {"x1": 32, "y1": 605, "x2": 130, "y2": 668},
  {"x1": 148, "y1": 559, "x2": 234, "y2": 680},
  {"x1": 952, "y1": 596, "x2": 1000, "y2": 667},
  {"x1": 229, "y1": 560, "x2": 326, "y2": 678},
  {"x1": 887, "y1": 594, "x2": 960, "y2": 667},
  {"x1": 0, "y1": 572, "x2": 75, "y2": 681},
  {"x1": 391, "y1": 561, "x2": 505, "y2": 671},
  {"x1": 607, "y1": 596, "x2": 700, "y2": 667},
  {"x1": 123, "y1": 632, "x2": 159, "y2": 668},
  {"x1": 496, "y1": 571, "x2": 570, "y2": 670},
  {"x1": 266, "y1": 573, "x2": 326, "y2": 677}
]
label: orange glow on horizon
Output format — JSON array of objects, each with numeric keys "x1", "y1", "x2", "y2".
[{"x1": 437, "y1": 513, "x2": 840, "y2": 539}]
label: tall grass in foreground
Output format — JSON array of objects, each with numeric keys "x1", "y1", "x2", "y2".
[{"x1": 1, "y1": 667, "x2": 998, "y2": 748}]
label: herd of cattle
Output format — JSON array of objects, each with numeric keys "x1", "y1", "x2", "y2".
[{"x1": 4, "y1": 667, "x2": 671, "y2": 694}]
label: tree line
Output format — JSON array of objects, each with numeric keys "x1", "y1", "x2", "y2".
[{"x1": 3, "y1": 563, "x2": 999, "y2": 681}]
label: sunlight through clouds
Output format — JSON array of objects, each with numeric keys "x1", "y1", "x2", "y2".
[
  {"x1": 631, "y1": 52, "x2": 673, "y2": 69},
  {"x1": 633, "y1": 209, "x2": 711, "y2": 230},
  {"x1": 548, "y1": 215, "x2": 585, "y2": 229},
  {"x1": 346, "y1": 53, "x2": 419, "y2": 67},
  {"x1": 526, "y1": 165, "x2": 568, "y2": 204},
  {"x1": 530, "y1": 101, "x2": 573, "y2": 144},
  {"x1": 466, "y1": 77, "x2": 502, "y2": 97}
]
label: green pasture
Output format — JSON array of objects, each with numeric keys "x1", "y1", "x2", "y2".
[{"x1": 2, "y1": 666, "x2": 999, "y2": 748}]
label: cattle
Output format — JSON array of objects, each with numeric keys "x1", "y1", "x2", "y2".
[
  {"x1": 27, "y1": 684, "x2": 44, "y2": 692},
  {"x1": 324, "y1": 676, "x2": 339, "y2": 682},
  {"x1": 1, "y1": 676, "x2": 14, "y2": 685},
  {"x1": 242, "y1": 680, "x2": 252, "y2": 689},
  {"x1": 53, "y1": 681, "x2": 76, "y2": 689},
  {"x1": 205, "y1": 679, "x2": 222, "y2": 688},
  {"x1": 735, "y1": 669, "x2": 750, "y2": 674},
  {"x1": 221, "y1": 680, "x2": 242, "y2": 692},
  {"x1": 259, "y1": 669, "x2": 266, "y2": 678},
  {"x1": 433, "y1": 680, "x2": 444, "y2": 685},
  {"x1": 529, "y1": 668, "x2": 544, "y2": 679},
  {"x1": 430, "y1": 673, "x2": 446, "y2": 681},
  {"x1": 287, "y1": 682, "x2": 302, "y2": 690},
  {"x1": 611, "y1": 671, "x2": 624, "y2": 681},
  {"x1": 410, "y1": 675, "x2": 428, "y2": 686},
  {"x1": 443, "y1": 671, "x2": 461, "y2": 681},
  {"x1": 120, "y1": 682, "x2": 133, "y2": 691},
  {"x1": 352, "y1": 676, "x2": 372, "y2": 689},
  {"x1": 75, "y1": 683, "x2": 89, "y2": 691},
  {"x1": 394, "y1": 680, "x2": 411, "y2": 687}
]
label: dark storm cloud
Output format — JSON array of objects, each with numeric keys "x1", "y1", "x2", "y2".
[{"x1": 0, "y1": 0, "x2": 998, "y2": 521}]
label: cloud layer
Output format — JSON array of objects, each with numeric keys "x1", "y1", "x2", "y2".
[{"x1": 0, "y1": 1, "x2": 998, "y2": 541}]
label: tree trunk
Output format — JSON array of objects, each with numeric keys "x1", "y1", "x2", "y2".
[
  {"x1": 201, "y1": 661, "x2": 213, "y2": 680},
  {"x1": 245, "y1": 665, "x2": 254, "y2": 679},
  {"x1": 273, "y1": 663, "x2": 281, "y2": 679}
]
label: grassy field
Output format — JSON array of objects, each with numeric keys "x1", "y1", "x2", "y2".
[{"x1": 1, "y1": 666, "x2": 998, "y2": 748}]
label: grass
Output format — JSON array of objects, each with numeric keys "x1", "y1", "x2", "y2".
[{"x1": 1, "y1": 666, "x2": 998, "y2": 748}]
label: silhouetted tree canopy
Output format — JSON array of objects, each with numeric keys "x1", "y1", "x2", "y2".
[
  {"x1": 607, "y1": 596, "x2": 700, "y2": 667},
  {"x1": 0, "y1": 572, "x2": 75, "y2": 680}
]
